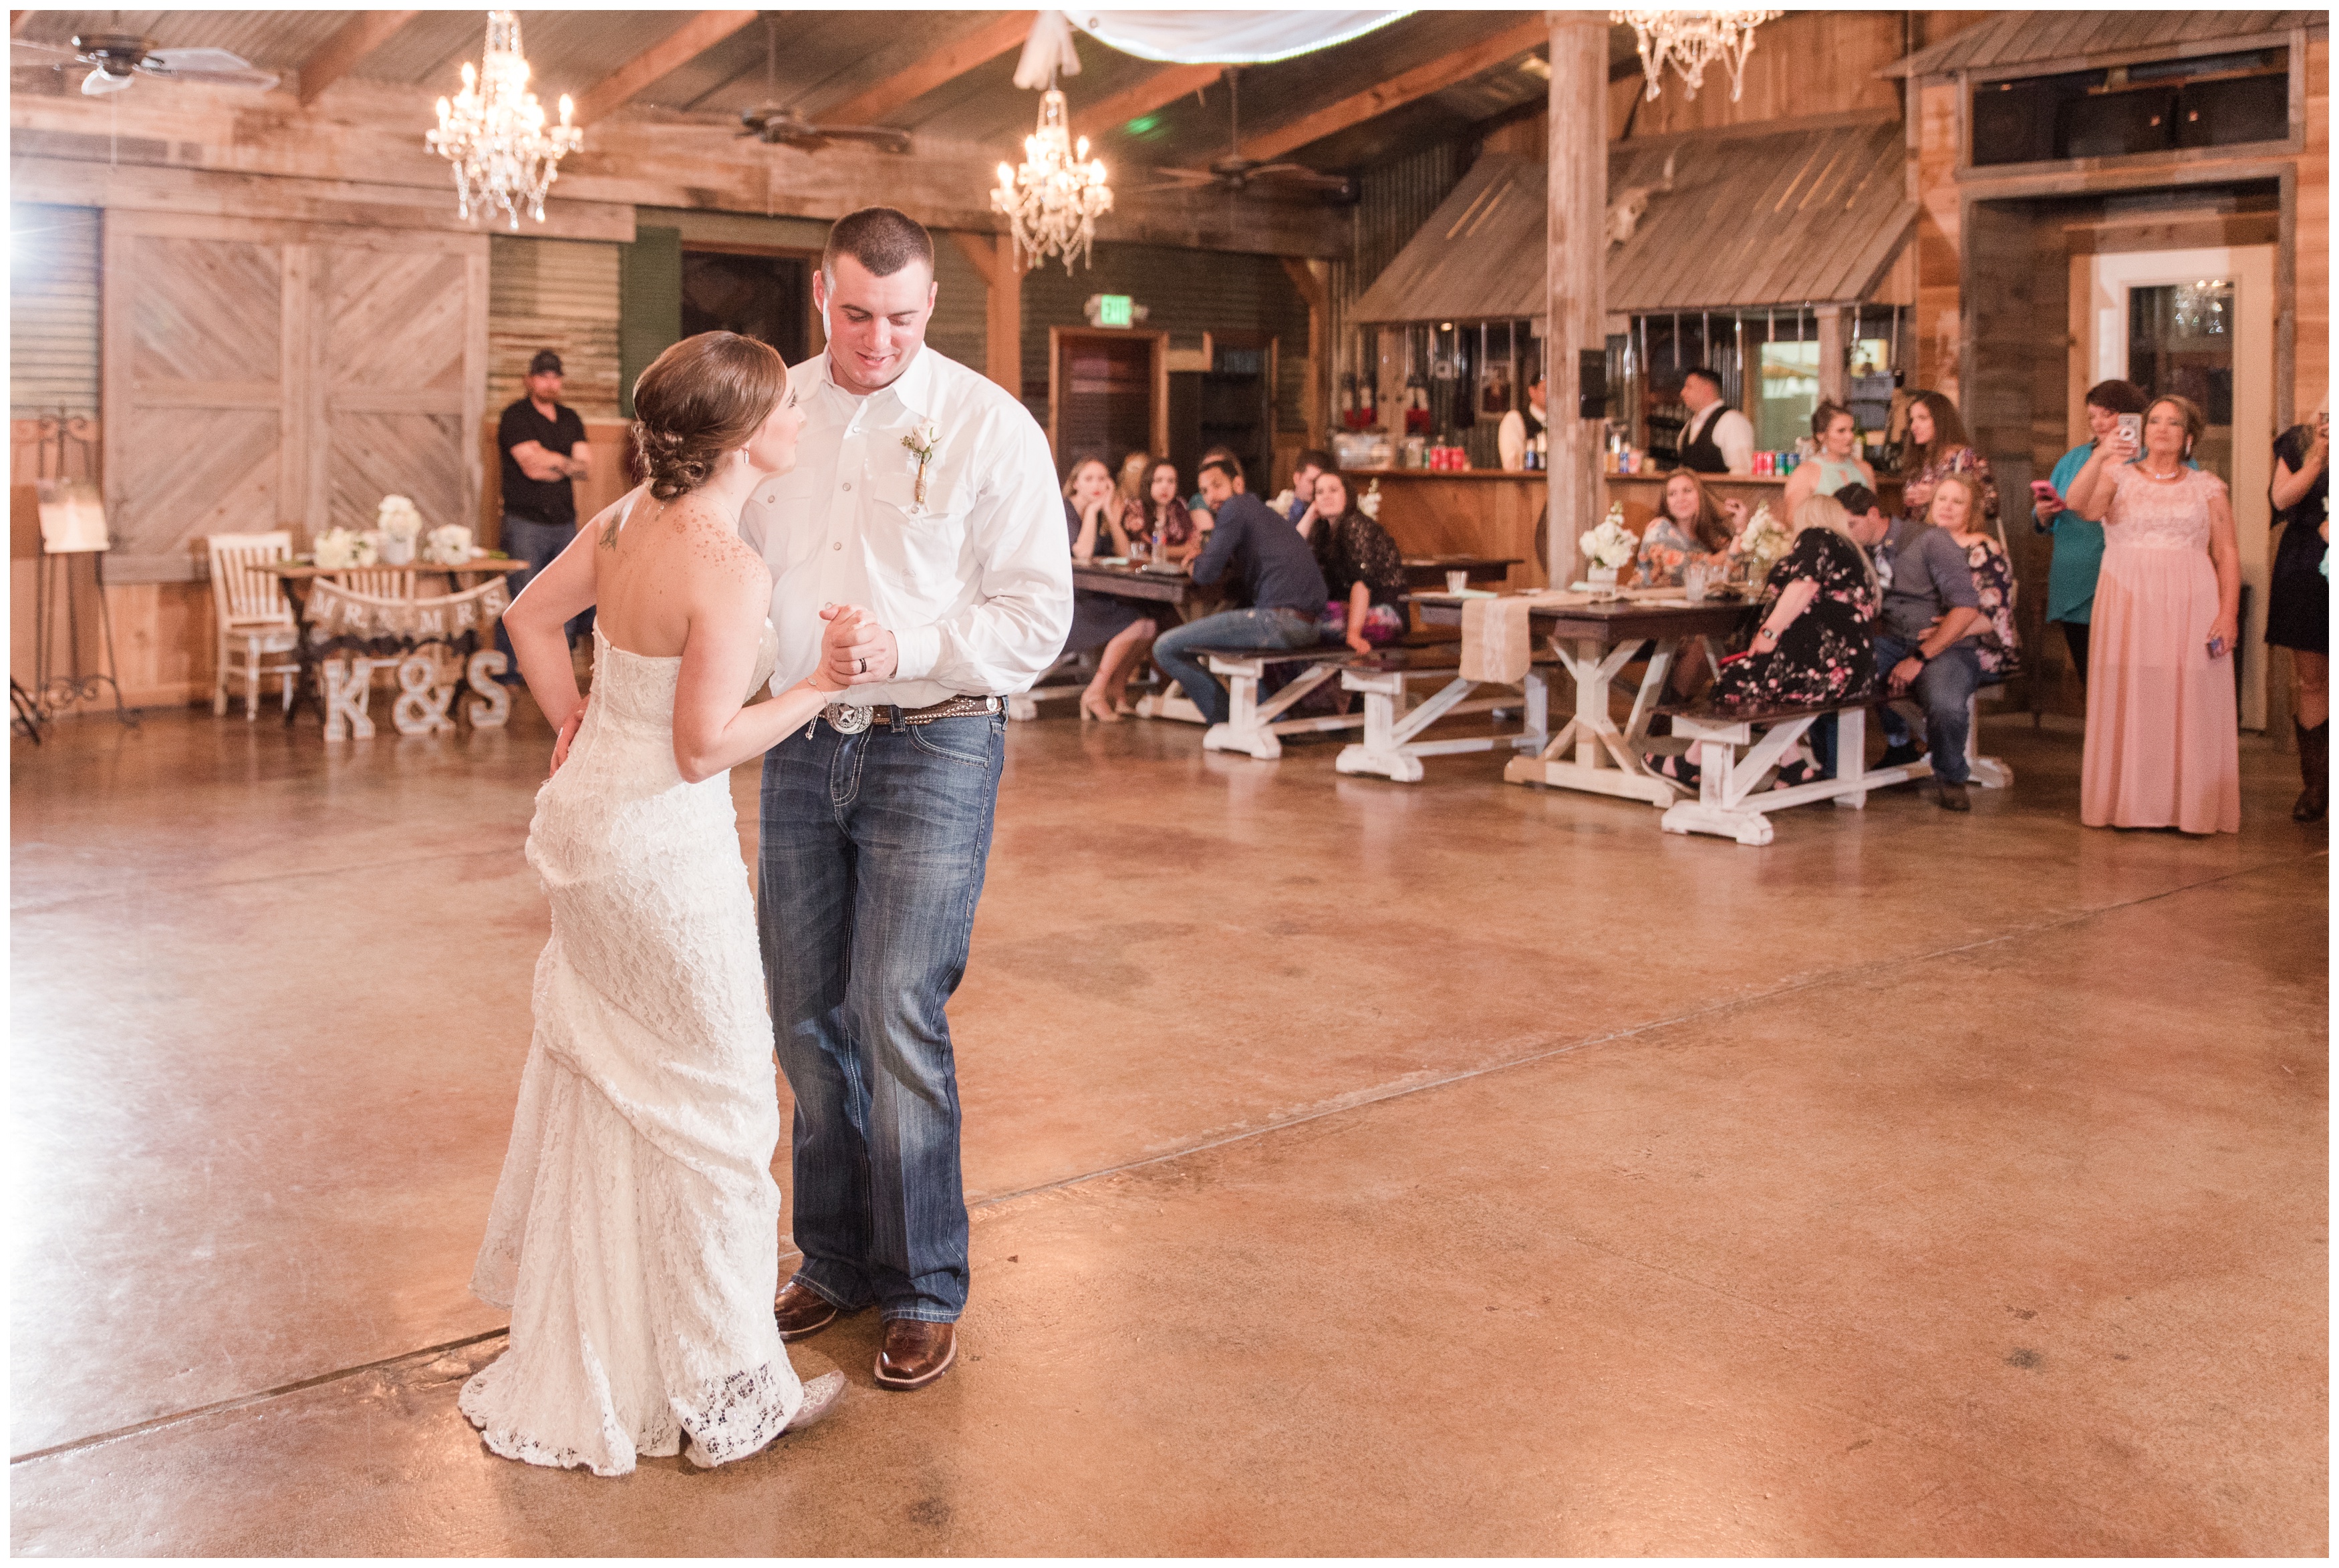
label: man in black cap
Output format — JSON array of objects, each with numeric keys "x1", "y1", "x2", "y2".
[{"x1": 496, "y1": 349, "x2": 592, "y2": 670}]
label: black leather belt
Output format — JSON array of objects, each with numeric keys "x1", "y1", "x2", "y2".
[{"x1": 820, "y1": 695, "x2": 1001, "y2": 734}]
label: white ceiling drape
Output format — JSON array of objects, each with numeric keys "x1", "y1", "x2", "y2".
[{"x1": 1014, "y1": 9, "x2": 1412, "y2": 86}]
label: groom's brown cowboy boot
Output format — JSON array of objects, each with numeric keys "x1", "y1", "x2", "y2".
[
  {"x1": 773, "y1": 1280, "x2": 844, "y2": 1342},
  {"x1": 875, "y1": 1320, "x2": 956, "y2": 1390}
]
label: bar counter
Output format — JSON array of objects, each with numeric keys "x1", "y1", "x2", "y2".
[{"x1": 1348, "y1": 467, "x2": 1906, "y2": 589}]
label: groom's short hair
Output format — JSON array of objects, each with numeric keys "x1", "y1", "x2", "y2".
[{"x1": 823, "y1": 207, "x2": 934, "y2": 284}]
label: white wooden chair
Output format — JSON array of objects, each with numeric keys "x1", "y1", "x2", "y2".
[{"x1": 204, "y1": 531, "x2": 301, "y2": 719}]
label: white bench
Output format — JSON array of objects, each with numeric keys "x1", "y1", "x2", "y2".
[
  {"x1": 1658, "y1": 685, "x2": 2010, "y2": 846},
  {"x1": 1194, "y1": 645, "x2": 1369, "y2": 760},
  {"x1": 1335, "y1": 650, "x2": 1552, "y2": 784}
]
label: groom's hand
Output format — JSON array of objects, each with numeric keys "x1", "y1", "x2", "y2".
[{"x1": 819, "y1": 601, "x2": 900, "y2": 686}]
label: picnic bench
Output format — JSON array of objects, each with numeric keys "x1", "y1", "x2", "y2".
[
  {"x1": 1655, "y1": 683, "x2": 2012, "y2": 846},
  {"x1": 1334, "y1": 642, "x2": 1554, "y2": 783}
]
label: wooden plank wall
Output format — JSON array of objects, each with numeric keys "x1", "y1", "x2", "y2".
[
  {"x1": 488, "y1": 236, "x2": 623, "y2": 420},
  {"x1": 2300, "y1": 34, "x2": 2329, "y2": 416}
]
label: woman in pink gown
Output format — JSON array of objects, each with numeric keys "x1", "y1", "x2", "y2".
[{"x1": 2066, "y1": 395, "x2": 2241, "y2": 834}]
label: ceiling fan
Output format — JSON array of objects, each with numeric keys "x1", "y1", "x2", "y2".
[
  {"x1": 1135, "y1": 69, "x2": 1355, "y2": 202},
  {"x1": 632, "y1": 18, "x2": 909, "y2": 154},
  {"x1": 11, "y1": 31, "x2": 279, "y2": 96}
]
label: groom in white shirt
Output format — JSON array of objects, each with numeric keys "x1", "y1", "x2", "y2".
[{"x1": 739, "y1": 207, "x2": 1071, "y2": 1391}]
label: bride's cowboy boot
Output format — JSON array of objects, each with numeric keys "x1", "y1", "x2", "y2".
[
  {"x1": 2294, "y1": 720, "x2": 2328, "y2": 822},
  {"x1": 875, "y1": 1320, "x2": 956, "y2": 1390}
]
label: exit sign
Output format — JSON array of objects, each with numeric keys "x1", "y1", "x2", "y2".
[{"x1": 1097, "y1": 294, "x2": 1134, "y2": 328}]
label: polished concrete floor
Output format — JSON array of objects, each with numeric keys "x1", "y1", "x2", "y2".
[{"x1": 9, "y1": 692, "x2": 2328, "y2": 1554}]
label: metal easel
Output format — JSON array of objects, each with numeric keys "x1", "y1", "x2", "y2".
[{"x1": 25, "y1": 413, "x2": 135, "y2": 731}]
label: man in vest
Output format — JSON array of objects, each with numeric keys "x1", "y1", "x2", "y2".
[{"x1": 1675, "y1": 366, "x2": 1754, "y2": 475}]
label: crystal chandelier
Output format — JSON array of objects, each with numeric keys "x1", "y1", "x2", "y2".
[
  {"x1": 426, "y1": 12, "x2": 583, "y2": 230},
  {"x1": 1612, "y1": 8, "x2": 1782, "y2": 102},
  {"x1": 992, "y1": 88, "x2": 1113, "y2": 275}
]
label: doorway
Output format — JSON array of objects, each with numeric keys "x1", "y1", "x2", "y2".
[
  {"x1": 2076, "y1": 245, "x2": 2275, "y2": 726},
  {"x1": 680, "y1": 249, "x2": 811, "y2": 365},
  {"x1": 1049, "y1": 328, "x2": 1167, "y2": 474}
]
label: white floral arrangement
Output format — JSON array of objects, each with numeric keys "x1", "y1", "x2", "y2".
[
  {"x1": 422, "y1": 523, "x2": 475, "y2": 566},
  {"x1": 375, "y1": 494, "x2": 424, "y2": 542},
  {"x1": 1358, "y1": 478, "x2": 1382, "y2": 520},
  {"x1": 1733, "y1": 501, "x2": 1792, "y2": 580},
  {"x1": 1578, "y1": 506, "x2": 1638, "y2": 572},
  {"x1": 312, "y1": 526, "x2": 377, "y2": 570}
]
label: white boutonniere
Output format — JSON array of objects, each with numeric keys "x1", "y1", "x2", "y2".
[{"x1": 900, "y1": 420, "x2": 942, "y2": 509}]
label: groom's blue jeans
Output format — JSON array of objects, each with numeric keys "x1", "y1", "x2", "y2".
[{"x1": 758, "y1": 705, "x2": 1006, "y2": 1323}]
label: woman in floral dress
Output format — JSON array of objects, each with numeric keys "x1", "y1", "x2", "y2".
[
  {"x1": 1709, "y1": 494, "x2": 1881, "y2": 710},
  {"x1": 1930, "y1": 472, "x2": 2022, "y2": 679},
  {"x1": 1898, "y1": 390, "x2": 1999, "y2": 532}
]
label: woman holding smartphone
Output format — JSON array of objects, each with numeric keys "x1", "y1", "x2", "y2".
[{"x1": 2064, "y1": 394, "x2": 2240, "y2": 834}]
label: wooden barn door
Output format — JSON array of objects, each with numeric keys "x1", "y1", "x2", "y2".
[
  {"x1": 102, "y1": 212, "x2": 485, "y2": 581},
  {"x1": 317, "y1": 241, "x2": 487, "y2": 536}
]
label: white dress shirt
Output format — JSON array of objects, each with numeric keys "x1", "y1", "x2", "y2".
[
  {"x1": 1683, "y1": 402, "x2": 1756, "y2": 476},
  {"x1": 738, "y1": 344, "x2": 1073, "y2": 708}
]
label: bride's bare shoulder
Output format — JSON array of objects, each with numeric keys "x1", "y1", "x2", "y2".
[{"x1": 665, "y1": 494, "x2": 771, "y2": 593}]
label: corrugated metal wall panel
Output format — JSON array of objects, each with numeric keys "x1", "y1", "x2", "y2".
[
  {"x1": 489, "y1": 234, "x2": 623, "y2": 419},
  {"x1": 10, "y1": 204, "x2": 102, "y2": 418},
  {"x1": 1351, "y1": 141, "x2": 1464, "y2": 297}
]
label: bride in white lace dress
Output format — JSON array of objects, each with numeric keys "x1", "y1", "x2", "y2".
[{"x1": 461, "y1": 332, "x2": 863, "y2": 1476}]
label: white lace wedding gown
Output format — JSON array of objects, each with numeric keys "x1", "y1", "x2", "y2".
[{"x1": 460, "y1": 620, "x2": 807, "y2": 1476}]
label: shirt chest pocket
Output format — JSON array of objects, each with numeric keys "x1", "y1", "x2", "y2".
[
  {"x1": 869, "y1": 470, "x2": 969, "y2": 587},
  {"x1": 758, "y1": 472, "x2": 827, "y2": 573}
]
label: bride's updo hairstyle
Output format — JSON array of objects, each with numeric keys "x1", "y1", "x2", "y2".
[{"x1": 630, "y1": 331, "x2": 788, "y2": 500}]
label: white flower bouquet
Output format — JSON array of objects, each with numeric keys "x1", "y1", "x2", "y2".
[
  {"x1": 422, "y1": 523, "x2": 475, "y2": 566},
  {"x1": 1578, "y1": 508, "x2": 1638, "y2": 573},
  {"x1": 375, "y1": 494, "x2": 424, "y2": 564},
  {"x1": 313, "y1": 526, "x2": 376, "y2": 571},
  {"x1": 1732, "y1": 502, "x2": 1792, "y2": 583}
]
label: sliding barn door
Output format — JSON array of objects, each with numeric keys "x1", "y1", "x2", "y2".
[
  {"x1": 319, "y1": 243, "x2": 487, "y2": 536},
  {"x1": 102, "y1": 211, "x2": 486, "y2": 581}
]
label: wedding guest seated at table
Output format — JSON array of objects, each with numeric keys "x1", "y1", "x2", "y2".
[
  {"x1": 1637, "y1": 469, "x2": 1741, "y2": 587},
  {"x1": 1278, "y1": 448, "x2": 1335, "y2": 524},
  {"x1": 1186, "y1": 445, "x2": 1243, "y2": 540},
  {"x1": 1871, "y1": 475, "x2": 1989, "y2": 810},
  {"x1": 1135, "y1": 458, "x2": 1202, "y2": 565},
  {"x1": 1115, "y1": 448, "x2": 1153, "y2": 512},
  {"x1": 1149, "y1": 454, "x2": 1330, "y2": 725},
  {"x1": 1296, "y1": 470, "x2": 1407, "y2": 653},
  {"x1": 1062, "y1": 452, "x2": 1157, "y2": 723}
]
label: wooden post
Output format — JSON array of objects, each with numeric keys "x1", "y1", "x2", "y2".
[
  {"x1": 1546, "y1": 11, "x2": 1608, "y2": 589},
  {"x1": 1280, "y1": 257, "x2": 1329, "y2": 446},
  {"x1": 1816, "y1": 304, "x2": 1847, "y2": 406},
  {"x1": 948, "y1": 230, "x2": 1023, "y2": 398}
]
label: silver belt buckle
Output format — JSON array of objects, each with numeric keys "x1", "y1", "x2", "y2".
[{"x1": 824, "y1": 702, "x2": 873, "y2": 734}]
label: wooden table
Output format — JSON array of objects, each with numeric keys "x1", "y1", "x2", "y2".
[
  {"x1": 265, "y1": 559, "x2": 528, "y2": 729},
  {"x1": 1401, "y1": 555, "x2": 1520, "y2": 589},
  {"x1": 1060, "y1": 562, "x2": 1214, "y2": 724},
  {"x1": 1411, "y1": 594, "x2": 1752, "y2": 805}
]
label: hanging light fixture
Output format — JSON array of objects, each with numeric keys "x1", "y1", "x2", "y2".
[
  {"x1": 992, "y1": 86, "x2": 1113, "y2": 275},
  {"x1": 1611, "y1": 8, "x2": 1781, "y2": 102},
  {"x1": 426, "y1": 11, "x2": 583, "y2": 230}
]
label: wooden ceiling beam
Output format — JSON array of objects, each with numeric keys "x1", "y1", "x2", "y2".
[
  {"x1": 296, "y1": 11, "x2": 420, "y2": 107},
  {"x1": 815, "y1": 10, "x2": 1035, "y2": 129},
  {"x1": 573, "y1": 9, "x2": 761, "y2": 125},
  {"x1": 1244, "y1": 17, "x2": 1548, "y2": 164},
  {"x1": 1071, "y1": 61, "x2": 1223, "y2": 141}
]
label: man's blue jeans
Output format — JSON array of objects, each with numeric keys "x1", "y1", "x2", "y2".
[
  {"x1": 1872, "y1": 635, "x2": 1981, "y2": 785},
  {"x1": 1151, "y1": 606, "x2": 1325, "y2": 724},
  {"x1": 758, "y1": 708, "x2": 1006, "y2": 1323},
  {"x1": 495, "y1": 515, "x2": 592, "y2": 672}
]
